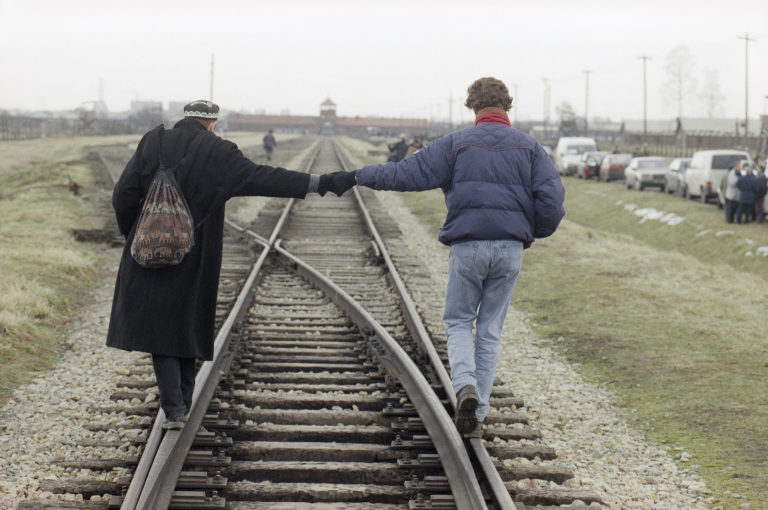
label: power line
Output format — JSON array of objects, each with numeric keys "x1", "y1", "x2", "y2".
[
  {"x1": 737, "y1": 32, "x2": 756, "y2": 141},
  {"x1": 638, "y1": 56, "x2": 651, "y2": 144},
  {"x1": 582, "y1": 70, "x2": 592, "y2": 136}
]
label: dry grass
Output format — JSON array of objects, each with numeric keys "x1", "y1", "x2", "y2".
[
  {"x1": 0, "y1": 145, "x2": 114, "y2": 399},
  {"x1": 224, "y1": 131, "x2": 302, "y2": 150},
  {"x1": 0, "y1": 134, "x2": 141, "y2": 176}
]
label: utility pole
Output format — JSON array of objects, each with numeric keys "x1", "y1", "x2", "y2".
[
  {"x1": 737, "y1": 33, "x2": 755, "y2": 142},
  {"x1": 639, "y1": 56, "x2": 651, "y2": 145},
  {"x1": 512, "y1": 84, "x2": 519, "y2": 128},
  {"x1": 583, "y1": 70, "x2": 591, "y2": 136},
  {"x1": 542, "y1": 78, "x2": 550, "y2": 139},
  {"x1": 210, "y1": 54, "x2": 215, "y2": 101}
]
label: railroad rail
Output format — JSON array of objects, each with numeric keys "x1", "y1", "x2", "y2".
[{"x1": 18, "y1": 136, "x2": 602, "y2": 510}]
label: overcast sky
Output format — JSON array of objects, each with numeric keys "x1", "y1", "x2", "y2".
[{"x1": 1, "y1": 0, "x2": 767, "y2": 123}]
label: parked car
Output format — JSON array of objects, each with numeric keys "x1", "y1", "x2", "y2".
[
  {"x1": 599, "y1": 154, "x2": 632, "y2": 181},
  {"x1": 624, "y1": 157, "x2": 669, "y2": 191},
  {"x1": 682, "y1": 149, "x2": 752, "y2": 203},
  {"x1": 578, "y1": 151, "x2": 606, "y2": 179},
  {"x1": 663, "y1": 157, "x2": 692, "y2": 195},
  {"x1": 555, "y1": 137, "x2": 597, "y2": 176}
]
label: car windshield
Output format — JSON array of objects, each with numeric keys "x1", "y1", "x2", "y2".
[
  {"x1": 566, "y1": 145, "x2": 596, "y2": 155},
  {"x1": 638, "y1": 159, "x2": 667, "y2": 169},
  {"x1": 611, "y1": 155, "x2": 631, "y2": 164},
  {"x1": 712, "y1": 154, "x2": 748, "y2": 170},
  {"x1": 679, "y1": 161, "x2": 690, "y2": 172}
]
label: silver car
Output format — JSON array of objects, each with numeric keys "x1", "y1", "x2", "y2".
[{"x1": 624, "y1": 157, "x2": 669, "y2": 191}]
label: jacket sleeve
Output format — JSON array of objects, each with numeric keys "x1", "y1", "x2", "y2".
[
  {"x1": 357, "y1": 135, "x2": 453, "y2": 191},
  {"x1": 530, "y1": 143, "x2": 565, "y2": 239},
  {"x1": 219, "y1": 140, "x2": 310, "y2": 199},
  {"x1": 112, "y1": 134, "x2": 151, "y2": 237}
]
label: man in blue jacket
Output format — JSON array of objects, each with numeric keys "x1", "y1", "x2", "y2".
[{"x1": 336, "y1": 77, "x2": 565, "y2": 436}]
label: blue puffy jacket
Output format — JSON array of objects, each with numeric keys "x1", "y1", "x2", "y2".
[{"x1": 357, "y1": 123, "x2": 565, "y2": 247}]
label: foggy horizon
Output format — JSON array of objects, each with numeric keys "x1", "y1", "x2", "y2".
[{"x1": 2, "y1": 0, "x2": 767, "y2": 124}]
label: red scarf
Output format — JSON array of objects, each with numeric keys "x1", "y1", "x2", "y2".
[{"x1": 474, "y1": 107, "x2": 511, "y2": 127}]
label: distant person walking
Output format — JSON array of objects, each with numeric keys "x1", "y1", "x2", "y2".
[
  {"x1": 328, "y1": 77, "x2": 565, "y2": 436},
  {"x1": 263, "y1": 129, "x2": 276, "y2": 160},
  {"x1": 723, "y1": 161, "x2": 742, "y2": 224},
  {"x1": 107, "y1": 101, "x2": 354, "y2": 429},
  {"x1": 736, "y1": 163, "x2": 757, "y2": 224}
]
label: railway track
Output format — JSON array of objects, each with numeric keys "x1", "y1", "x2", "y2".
[{"x1": 18, "y1": 137, "x2": 602, "y2": 510}]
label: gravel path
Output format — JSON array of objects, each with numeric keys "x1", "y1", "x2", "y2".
[
  {"x1": 1, "y1": 142, "x2": 712, "y2": 509},
  {"x1": 0, "y1": 251, "x2": 145, "y2": 508}
]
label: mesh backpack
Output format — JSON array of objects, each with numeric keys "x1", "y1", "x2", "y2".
[{"x1": 130, "y1": 128, "x2": 195, "y2": 268}]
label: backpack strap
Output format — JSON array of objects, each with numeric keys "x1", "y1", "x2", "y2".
[{"x1": 157, "y1": 126, "x2": 167, "y2": 169}]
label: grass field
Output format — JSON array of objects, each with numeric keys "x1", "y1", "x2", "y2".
[
  {"x1": 0, "y1": 137, "x2": 130, "y2": 400},
  {"x1": 339, "y1": 137, "x2": 768, "y2": 508}
]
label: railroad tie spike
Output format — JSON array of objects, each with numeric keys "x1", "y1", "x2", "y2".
[
  {"x1": 405, "y1": 475, "x2": 450, "y2": 492},
  {"x1": 392, "y1": 434, "x2": 434, "y2": 450}
]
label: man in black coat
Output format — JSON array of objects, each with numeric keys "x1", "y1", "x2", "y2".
[{"x1": 107, "y1": 100, "x2": 356, "y2": 428}]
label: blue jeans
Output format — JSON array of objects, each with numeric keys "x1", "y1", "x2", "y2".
[{"x1": 443, "y1": 240, "x2": 523, "y2": 420}]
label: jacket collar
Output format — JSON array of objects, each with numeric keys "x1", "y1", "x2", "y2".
[{"x1": 173, "y1": 117, "x2": 208, "y2": 131}]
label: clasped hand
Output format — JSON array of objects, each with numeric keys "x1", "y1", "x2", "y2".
[{"x1": 318, "y1": 170, "x2": 358, "y2": 196}]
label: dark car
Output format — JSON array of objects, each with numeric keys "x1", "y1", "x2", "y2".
[
  {"x1": 599, "y1": 154, "x2": 632, "y2": 181},
  {"x1": 663, "y1": 157, "x2": 691, "y2": 195},
  {"x1": 578, "y1": 151, "x2": 606, "y2": 179}
]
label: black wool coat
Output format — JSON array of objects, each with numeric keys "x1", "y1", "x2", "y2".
[{"x1": 106, "y1": 119, "x2": 309, "y2": 360}]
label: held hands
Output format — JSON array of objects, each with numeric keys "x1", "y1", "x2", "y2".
[{"x1": 318, "y1": 170, "x2": 358, "y2": 197}]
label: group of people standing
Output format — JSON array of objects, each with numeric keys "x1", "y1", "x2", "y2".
[{"x1": 722, "y1": 160, "x2": 767, "y2": 224}]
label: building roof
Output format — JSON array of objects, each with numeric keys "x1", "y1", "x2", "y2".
[
  {"x1": 622, "y1": 117, "x2": 763, "y2": 135},
  {"x1": 336, "y1": 116, "x2": 427, "y2": 129},
  {"x1": 227, "y1": 113, "x2": 318, "y2": 127},
  {"x1": 321, "y1": 98, "x2": 336, "y2": 106}
]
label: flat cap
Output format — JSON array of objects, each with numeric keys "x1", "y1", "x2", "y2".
[{"x1": 184, "y1": 100, "x2": 219, "y2": 119}]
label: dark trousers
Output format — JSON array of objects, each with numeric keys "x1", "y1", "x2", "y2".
[
  {"x1": 755, "y1": 199, "x2": 765, "y2": 223},
  {"x1": 737, "y1": 202, "x2": 755, "y2": 224},
  {"x1": 724, "y1": 199, "x2": 737, "y2": 223},
  {"x1": 151, "y1": 355, "x2": 196, "y2": 419}
]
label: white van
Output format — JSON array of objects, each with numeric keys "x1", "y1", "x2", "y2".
[
  {"x1": 683, "y1": 149, "x2": 751, "y2": 203},
  {"x1": 555, "y1": 137, "x2": 597, "y2": 176}
]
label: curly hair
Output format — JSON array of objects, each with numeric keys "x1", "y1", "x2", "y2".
[{"x1": 464, "y1": 77, "x2": 513, "y2": 112}]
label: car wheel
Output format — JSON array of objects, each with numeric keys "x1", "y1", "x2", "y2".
[{"x1": 700, "y1": 188, "x2": 708, "y2": 204}]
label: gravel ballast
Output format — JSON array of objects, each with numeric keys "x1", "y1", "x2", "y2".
[{"x1": 1, "y1": 145, "x2": 712, "y2": 509}]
